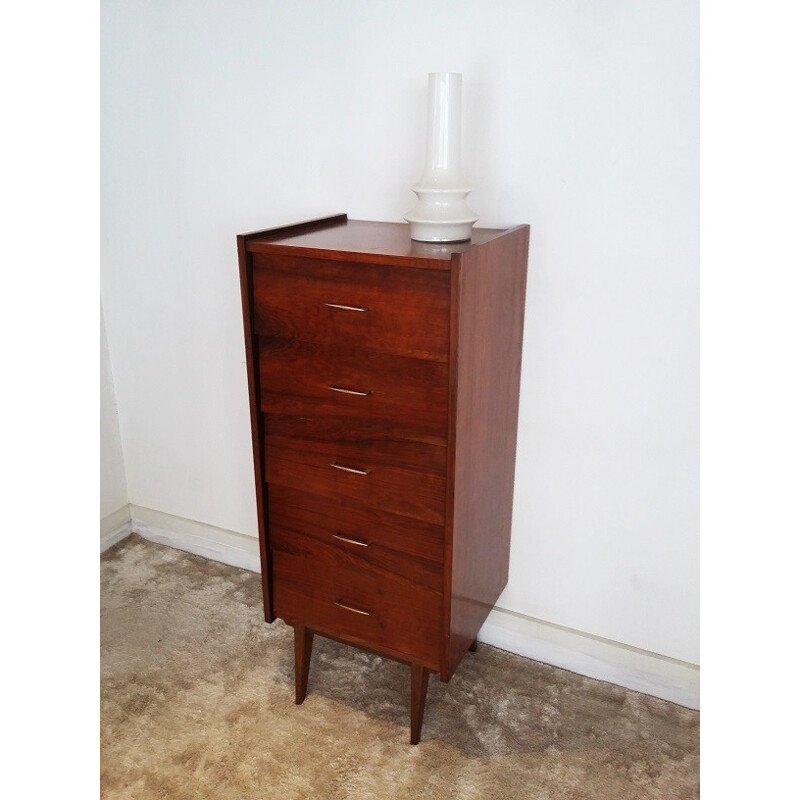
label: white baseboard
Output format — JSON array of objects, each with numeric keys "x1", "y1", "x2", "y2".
[
  {"x1": 101, "y1": 505, "x2": 132, "y2": 552},
  {"x1": 124, "y1": 504, "x2": 699, "y2": 709},
  {"x1": 130, "y1": 504, "x2": 261, "y2": 573},
  {"x1": 479, "y1": 606, "x2": 699, "y2": 709}
]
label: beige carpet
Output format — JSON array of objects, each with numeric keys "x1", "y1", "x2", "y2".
[{"x1": 101, "y1": 534, "x2": 699, "y2": 799}]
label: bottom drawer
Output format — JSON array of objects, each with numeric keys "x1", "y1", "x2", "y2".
[{"x1": 272, "y1": 537, "x2": 442, "y2": 667}]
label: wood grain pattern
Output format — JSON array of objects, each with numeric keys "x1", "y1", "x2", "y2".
[
  {"x1": 238, "y1": 216, "x2": 529, "y2": 743},
  {"x1": 442, "y1": 225, "x2": 530, "y2": 680},
  {"x1": 272, "y1": 541, "x2": 442, "y2": 666},
  {"x1": 236, "y1": 233, "x2": 274, "y2": 621},
  {"x1": 279, "y1": 626, "x2": 441, "y2": 673},
  {"x1": 269, "y1": 485, "x2": 444, "y2": 565},
  {"x1": 265, "y1": 415, "x2": 446, "y2": 475},
  {"x1": 270, "y1": 493, "x2": 443, "y2": 594},
  {"x1": 253, "y1": 254, "x2": 450, "y2": 361},
  {"x1": 271, "y1": 516, "x2": 443, "y2": 596},
  {"x1": 264, "y1": 432, "x2": 446, "y2": 525},
  {"x1": 258, "y1": 337, "x2": 449, "y2": 440},
  {"x1": 245, "y1": 218, "x2": 510, "y2": 269}
]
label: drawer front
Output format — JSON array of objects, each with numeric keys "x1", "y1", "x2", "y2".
[
  {"x1": 271, "y1": 534, "x2": 442, "y2": 666},
  {"x1": 252, "y1": 254, "x2": 450, "y2": 361},
  {"x1": 259, "y1": 337, "x2": 448, "y2": 440},
  {"x1": 269, "y1": 485, "x2": 444, "y2": 591},
  {"x1": 264, "y1": 427, "x2": 446, "y2": 525},
  {"x1": 265, "y1": 415, "x2": 446, "y2": 476}
]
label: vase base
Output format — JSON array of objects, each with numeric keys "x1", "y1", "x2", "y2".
[
  {"x1": 410, "y1": 234, "x2": 471, "y2": 243},
  {"x1": 404, "y1": 218, "x2": 477, "y2": 243}
]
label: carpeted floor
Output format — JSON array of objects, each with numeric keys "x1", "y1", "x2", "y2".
[{"x1": 100, "y1": 534, "x2": 699, "y2": 799}]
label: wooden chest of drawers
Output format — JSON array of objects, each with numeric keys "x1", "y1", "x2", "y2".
[{"x1": 237, "y1": 214, "x2": 529, "y2": 743}]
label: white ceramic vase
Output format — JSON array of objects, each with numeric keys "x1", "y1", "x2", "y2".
[{"x1": 404, "y1": 72, "x2": 478, "y2": 242}]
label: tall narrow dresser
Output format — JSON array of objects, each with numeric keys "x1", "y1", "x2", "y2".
[{"x1": 237, "y1": 214, "x2": 529, "y2": 743}]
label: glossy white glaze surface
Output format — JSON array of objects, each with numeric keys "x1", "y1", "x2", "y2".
[{"x1": 405, "y1": 72, "x2": 478, "y2": 242}]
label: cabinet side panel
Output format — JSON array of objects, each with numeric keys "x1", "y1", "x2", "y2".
[
  {"x1": 446, "y1": 226, "x2": 530, "y2": 676},
  {"x1": 237, "y1": 235, "x2": 274, "y2": 621}
]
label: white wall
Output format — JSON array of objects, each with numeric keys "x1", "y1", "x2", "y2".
[
  {"x1": 101, "y1": 0, "x2": 698, "y2": 666},
  {"x1": 100, "y1": 304, "x2": 128, "y2": 521}
]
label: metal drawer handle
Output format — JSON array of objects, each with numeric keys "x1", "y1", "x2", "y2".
[
  {"x1": 332, "y1": 532, "x2": 370, "y2": 547},
  {"x1": 335, "y1": 600, "x2": 373, "y2": 616},
  {"x1": 328, "y1": 384, "x2": 371, "y2": 396},
  {"x1": 330, "y1": 461, "x2": 371, "y2": 476},
  {"x1": 325, "y1": 302, "x2": 367, "y2": 312}
]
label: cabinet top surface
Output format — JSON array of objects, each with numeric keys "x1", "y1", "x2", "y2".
[{"x1": 241, "y1": 217, "x2": 519, "y2": 268}]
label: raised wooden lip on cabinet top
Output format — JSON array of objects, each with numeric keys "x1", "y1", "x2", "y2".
[{"x1": 240, "y1": 214, "x2": 519, "y2": 269}]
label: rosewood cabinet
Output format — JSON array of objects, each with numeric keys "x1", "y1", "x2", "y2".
[{"x1": 237, "y1": 214, "x2": 529, "y2": 743}]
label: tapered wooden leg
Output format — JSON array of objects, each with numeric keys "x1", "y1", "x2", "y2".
[
  {"x1": 468, "y1": 639, "x2": 478, "y2": 652},
  {"x1": 294, "y1": 625, "x2": 314, "y2": 705},
  {"x1": 410, "y1": 664, "x2": 430, "y2": 745}
]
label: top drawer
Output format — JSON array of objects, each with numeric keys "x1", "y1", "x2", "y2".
[{"x1": 251, "y1": 254, "x2": 450, "y2": 361}]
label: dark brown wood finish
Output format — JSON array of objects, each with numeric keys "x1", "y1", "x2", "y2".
[
  {"x1": 270, "y1": 492, "x2": 444, "y2": 593},
  {"x1": 410, "y1": 665, "x2": 430, "y2": 745},
  {"x1": 442, "y1": 225, "x2": 530, "y2": 680},
  {"x1": 270, "y1": 485, "x2": 444, "y2": 565},
  {"x1": 240, "y1": 213, "x2": 349, "y2": 242},
  {"x1": 252, "y1": 255, "x2": 450, "y2": 361},
  {"x1": 237, "y1": 215, "x2": 356, "y2": 621},
  {"x1": 265, "y1": 414, "x2": 447, "y2": 475},
  {"x1": 238, "y1": 216, "x2": 529, "y2": 743},
  {"x1": 264, "y1": 427, "x2": 447, "y2": 525},
  {"x1": 272, "y1": 540, "x2": 442, "y2": 666},
  {"x1": 246, "y1": 218, "x2": 510, "y2": 269},
  {"x1": 258, "y1": 337, "x2": 449, "y2": 439},
  {"x1": 294, "y1": 624, "x2": 314, "y2": 704},
  {"x1": 236, "y1": 234, "x2": 273, "y2": 621}
]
